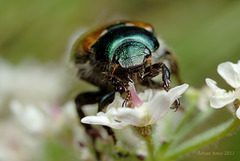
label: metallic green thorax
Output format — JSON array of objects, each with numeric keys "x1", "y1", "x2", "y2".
[{"x1": 92, "y1": 26, "x2": 159, "y2": 68}]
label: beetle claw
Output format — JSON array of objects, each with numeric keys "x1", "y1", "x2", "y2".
[
  {"x1": 170, "y1": 98, "x2": 180, "y2": 112},
  {"x1": 163, "y1": 79, "x2": 171, "y2": 92}
]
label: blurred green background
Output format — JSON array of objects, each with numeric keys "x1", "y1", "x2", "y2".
[{"x1": 1, "y1": 0, "x2": 240, "y2": 160}]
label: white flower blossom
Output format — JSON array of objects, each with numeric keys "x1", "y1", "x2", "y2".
[
  {"x1": 9, "y1": 99, "x2": 81, "y2": 135},
  {"x1": 0, "y1": 58, "x2": 91, "y2": 161},
  {"x1": 0, "y1": 58, "x2": 69, "y2": 108},
  {"x1": 81, "y1": 83, "x2": 189, "y2": 129},
  {"x1": 0, "y1": 121, "x2": 43, "y2": 161},
  {"x1": 10, "y1": 100, "x2": 49, "y2": 134},
  {"x1": 206, "y1": 60, "x2": 240, "y2": 119}
]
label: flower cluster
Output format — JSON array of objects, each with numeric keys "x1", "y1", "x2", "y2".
[
  {"x1": 206, "y1": 61, "x2": 240, "y2": 119},
  {"x1": 1, "y1": 56, "x2": 240, "y2": 161},
  {"x1": 81, "y1": 83, "x2": 189, "y2": 129},
  {"x1": 0, "y1": 58, "x2": 86, "y2": 161}
]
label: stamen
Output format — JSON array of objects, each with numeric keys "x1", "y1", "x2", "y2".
[{"x1": 128, "y1": 82, "x2": 143, "y2": 108}]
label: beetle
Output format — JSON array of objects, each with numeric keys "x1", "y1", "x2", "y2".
[{"x1": 70, "y1": 20, "x2": 181, "y2": 150}]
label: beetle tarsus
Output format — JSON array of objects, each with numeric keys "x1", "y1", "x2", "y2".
[
  {"x1": 163, "y1": 79, "x2": 171, "y2": 92},
  {"x1": 107, "y1": 75, "x2": 131, "y2": 107},
  {"x1": 170, "y1": 98, "x2": 180, "y2": 112},
  {"x1": 142, "y1": 62, "x2": 171, "y2": 91},
  {"x1": 161, "y1": 63, "x2": 171, "y2": 92}
]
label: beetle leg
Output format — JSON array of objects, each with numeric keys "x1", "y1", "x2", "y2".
[
  {"x1": 103, "y1": 126, "x2": 117, "y2": 144},
  {"x1": 97, "y1": 89, "x2": 131, "y2": 155},
  {"x1": 143, "y1": 63, "x2": 161, "y2": 78},
  {"x1": 161, "y1": 63, "x2": 171, "y2": 91},
  {"x1": 75, "y1": 91, "x2": 105, "y2": 160},
  {"x1": 138, "y1": 69, "x2": 145, "y2": 80},
  {"x1": 170, "y1": 98, "x2": 180, "y2": 112},
  {"x1": 98, "y1": 90, "x2": 117, "y2": 144},
  {"x1": 122, "y1": 89, "x2": 131, "y2": 107},
  {"x1": 107, "y1": 75, "x2": 131, "y2": 107},
  {"x1": 140, "y1": 79, "x2": 162, "y2": 89},
  {"x1": 143, "y1": 62, "x2": 171, "y2": 91},
  {"x1": 98, "y1": 89, "x2": 116, "y2": 111},
  {"x1": 159, "y1": 49, "x2": 182, "y2": 84},
  {"x1": 75, "y1": 91, "x2": 103, "y2": 129}
]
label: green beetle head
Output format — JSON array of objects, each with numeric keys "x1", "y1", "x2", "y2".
[
  {"x1": 92, "y1": 26, "x2": 159, "y2": 69},
  {"x1": 113, "y1": 41, "x2": 151, "y2": 69}
]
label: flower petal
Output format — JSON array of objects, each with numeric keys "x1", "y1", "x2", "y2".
[
  {"x1": 114, "y1": 108, "x2": 146, "y2": 126},
  {"x1": 82, "y1": 107, "x2": 147, "y2": 129},
  {"x1": 81, "y1": 110, "x2": 129, "y2": 129},
  {"x1": 209, "y1": 93, "x2": 236, "y2": 108},
  {"x1": 145, "y1": 84, "x2": 189, "y2": 123},
  {"x1": 168, "y1": 84, "x2": 190, "y2": 102},
  {"x1": 206, "y1": 78, "x2": 235, "y2": 108},
  {"x1": 205, "y1": 78, "x2": 226, "y2": 94},
  {"x1": 105, "y1": 92, "x2": 124, "y2": 111},
  {"x1": 237, "y1": 106, "x2": 240, "y2": 119},
  {"x1": 217, "y1": 61, "x2": 240, "y2": 88}
]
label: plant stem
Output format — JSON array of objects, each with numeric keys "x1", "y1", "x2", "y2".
[
  {"x1": 157, "y1": 89, "x2": 199, "y2": 160},
  {"x1": 145, "y1": 136, "x2": 156, "y2": 161},
  {"x1": 174, "y1": 93, "x2": 198, "y2": 134}
]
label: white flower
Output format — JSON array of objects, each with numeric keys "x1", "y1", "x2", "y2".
[
  {"x1": 0, "y1": 121, "x2": 43, "y2": 161},
  {"x1": 205, "y1": 60, "x2": 240, "y2": 119},
  {"x1": 9, "y1": 99, "x2": 81, "y2": 135},
  {"x1": 0, "y1": 58, "x2": 69, "y2": 107},
  {"x1": 10, "y1": 100, "x2": 48, "y2": 134},
  {"x1": 81, "y1": 84, "x2": 189, "y2": 129}
]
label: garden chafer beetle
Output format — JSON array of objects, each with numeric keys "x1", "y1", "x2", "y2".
[{"x1": 70, "y1": 20, "x2": 181, "y2": 148}]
